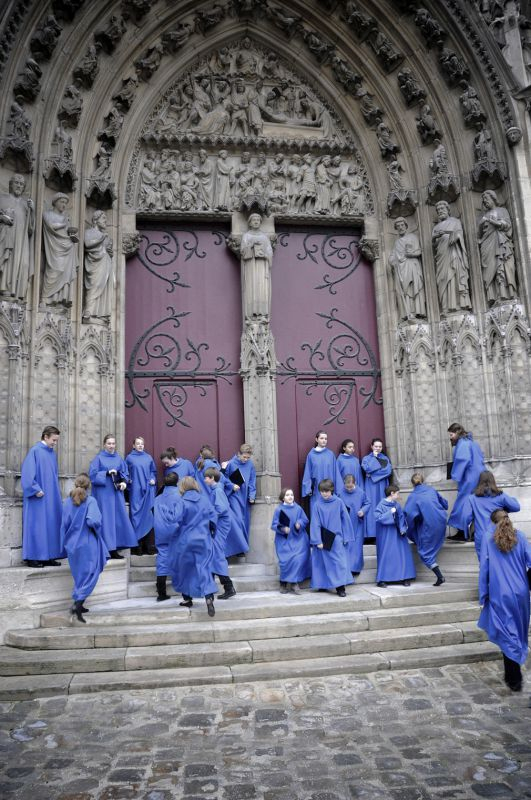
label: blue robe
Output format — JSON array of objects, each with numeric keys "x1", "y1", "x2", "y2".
[
  {"x1": 404, "y1": 484, "x2": 448, "y2": 569},
  {"x1": 125, "y1": 449, "x2": 157, "y2": 539},
  {"x1": 337, "y1": 453, "x2": 364, "y2": 489},
  {"x1": 223, "y1": 455, "x2": 257, "y2": 542},
  {"x1": 309, "y1": 495, "x2": 354, "y2": 590},
  {"x1": 361, "y1": 452, "x2": 392, "y2": 537},
  {"x1": 167, "y1": 490, "x2": 218, "y2": 598},
  {"x1": 195, "y1": 457, "x2": 248, "y2": 556},
  {"x1": 89, "y1": 451, "x2": 137, "y2": 551},
  {"x1": 338, "y1": 485, "x2": 370, "y2": 573},
  {"x1": 60, "y1": 495, "x2": 108, "y2": 601},
  {"x1": 154, "y1": 486, "x2": 182, "y2": 576},
  {"x1": 271, "y1": 502, "x2": 311, "y2": 583},
  {"x1": 448, "y1": 434, "x2": 486, "y2": 531},
  {"x1": 165, "y1": 458, "x2": 195, "y2": 483},
  {"x1": 208, "y1": 483, "x2": 231, "y2": 577},
  {"x1": 478, "y1": 531, "x2": 531, "y2": 664},
  {"x1": 21, "y1": 441, "x2": 65, "y2": 561},
  {"x1": 374, "y1": 498, "x2": 416, "y2": 583},
  {"x1": 302, "y1": 448, "x2": 339, "y2": 514},
  {"x1": 461, "y1": 491, "x2": 521, "y2": 560}
]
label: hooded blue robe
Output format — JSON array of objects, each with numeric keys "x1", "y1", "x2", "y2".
[
  {"x1": 309, "y1": 494, "x2": 354, "y2": 590},
  {"x1": 478, "y1": 530, "x2": 531, "y2": 664},
  {"x1": 448, "y1": 433, "x2": 486, "y2": 531},
  {"x1": 125, "y1": 449, "x2": 157, "y2": 539},
  {"x1": 165, "y1": 457, "x2": 195, "y2": 483},
  {"x1": 21, "y1": 441, "x2": 65, "y2": 561},
  {"x1": 271, "y1": 501, "x2": 311, "y2": 583},
  {"x1": 302, "y1": 448, "x2": 340, "y2": 515},
  {"x1": 154, "y1": 485, "x2": 182, "y2": 576},
  {"x1": 223, "y1": 454, "x2": 257, "y2": 542},
  {"x1": 338, "y1": 485, "x2": 370, "y2": 574},
  {"x1": 374, "y1": 498, "x2": 416, "y2": 583},
  {"x1": 361, "y1": 452, "x2": 392, "y2": 537},
  {"x1": 167, "y1": 489, "x2": 218, "y2": 598},
  {"x1": 404, "y1": 484, "x2": 448, "y2": 569},
  {"x1": 195, "y1": 456, "x2": 248, "y2": 557},
  {"x1": 60, "y1": 495, "x2": 108, "y2": 601},
  {"x1": 89, "y1": 450, "x2": 138, "y2": 551},
  {"x1": 461, "y1": 491, "x2": 521, "y2": 559},
  {"x1": 336, "y1": 453, "x2": 364, "y2": 490},
  {"x1": 208, "y1": 482, "x2": 231, "y2": 577}
]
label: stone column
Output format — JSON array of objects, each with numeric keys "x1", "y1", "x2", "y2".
[{"x1": 228, "y1": 211, "x2": 281, "y2": 565}]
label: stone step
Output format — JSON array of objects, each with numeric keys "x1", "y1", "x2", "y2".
[
  {"x1": 0, "y1": 641, "x2": 500, "y2": 700},
  {"x1": 5, "y1": 601, "x2": 480, "y2": 650},
  {"x1": 128, "y1": 574, "x2": 282, "y2": 595}
]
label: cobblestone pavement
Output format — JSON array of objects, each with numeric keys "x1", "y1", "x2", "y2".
[{"x1": 0, "y1": 662, "x2": 530, "y2": 800}]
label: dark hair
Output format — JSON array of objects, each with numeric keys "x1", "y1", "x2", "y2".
[
  {"x1": 197, "y1": 445, "x2": 215, "y2": 471},
  {"x1": 103, "y1": 433, "x2": 115, "y2": 445},
  {"x1": 343, "y1": 474, "x2": 356, "y2": 485},
  {"x1": 160, "y1": 447, "x2": 177, "y2": 461},
  {"x1": 314, "y1": 430, "x2": 327, "y2": 443},
  {"x1": 180, "y1": 476, "x2": 200, "y2": 495},
  {"x1": 411, "y1": 472, "x2": 424, "y2": 486},
  {"x1": 42, "y1": 425, "x2": 60, "y2": 439},
  {"x1": 279, "y1": 487, "x2": 294, "y2": 502},
  {"x1": 371, "y1": 438, "x2": 383, "y2": 447},
  {"x1": 204, "y1": 466, "x2": 220, "y2": 482},
  {"x1": 447, "y1": 423, "x2": 467, "y2": 439},
  {"x1": 474, "y1": 470, "x2": 502, "y2": 497},
  {"x1": 491, "y1": 509, "x2": 517, "y2": 553},
  {"x1": 133, "y1": 436, "x2": 145, "y2": 445},
  {"x1": 164, "y1": 472, "x2": 178, "y2": 487},
  {"x1": 385, "y1": 483, "x2": 400, "y2": 496},
  {"x1": 70, "y1": 473, "x2": 90, "y2": 506},
  {"x1": 318, "y1": 478, "x2": 334, "y2": 492},
  {"x1": 339, "y1": 439, "x2": 355, "y2": 454}
]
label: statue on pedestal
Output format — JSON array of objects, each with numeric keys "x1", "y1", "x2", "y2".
[
  {"x1": 0, "y1": 173, "x2": 34, "y2": 300},
  {"x1": 41, "y1": 192, "x2": 78, "y2": 306}
]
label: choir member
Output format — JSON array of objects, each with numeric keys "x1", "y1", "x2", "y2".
[
  {"x1": 462, "y1": 471, "x2": 520, "y2": 559},
  {"x1": 447, "y1": 422, "x2": 486, "y2": 540},
  {"x1": 361, "y1": 438, "x2": 392, "y2": 540},
  {"x1": 478, "y1": 509, "x2": 531, "y2": 691},
  {"x1": 374, "y1": 484, "x2": 416, "y2": 588},
  {"x1": 153, "y1": 472, "x2": 182, "y2": 602},
  {"x1": 21, "y1": 425, "x2": 65, "y2": 567},
  {"x1": 336, "y1": 438, "x2": 364, "y2": 489},
  {"x1": 60, "y1": 473, "x2": 108, "y2": 622},
  {"x1": 89, "y1": 434, "x2": 137, "y2": 558},
  {"x1": 309, "y1": 478, "x2": 354, "y2": 596},
  {"x1": 167, "y1": 476, "x2": 218, "y2": 616},
  {"x1": 203, "y1": 467, "x2": 237, "y2": 599},
  {"x1": 404, "y1": 472, "x2": 448, "y2": 586},
  {"x1": 161, "y1": 446, "x2": 195, "y2": 482},
  {"x1": 222, "y1": 443, "x2": 256, "y2": 543},
  {"x1": 270, "y1": 487, "x2": 311, "y2": 594},
  {"x1": 302, "y1": 431, "x2": 339, "y2": 515},
  {"x1": 126, "y1": 436, "x2": 157, "y2": 555},
  {"x1": 337, "y1": 474, "x2": 370, "y2": 577},
  {"x1": 196, "y1": 445, "x2": 248, "y2": 557}
]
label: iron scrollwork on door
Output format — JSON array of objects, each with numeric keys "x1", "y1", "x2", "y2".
[
  {"x1": 125, "y1": 306, "x2": 237, "y2": 427},
  {"x1": 279, "y1": 232, "x2": 362, "y2": 295},
  {"x1": 136, "y1": 231, "x2": 209, "y2": 292},
  {"x1": 277, "y1": 308, "x2": 382, "y2": 424}
]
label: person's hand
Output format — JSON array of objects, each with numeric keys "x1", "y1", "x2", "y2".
[
  {"x1": 391, "y1": 507, "x2": 396, "y2": 514},
  {"x1": 295, "y1": 522, "x2": 301, "y2": 530},
  {"x1": 249, "y1": 498, "x2": 255, "y2": 504},
  {"x1": 317, "y1": 543, "x2": 324, "y2": 549},
  {"x1": 36, "y1": 491, "x2": 44, "y2": 498},
  {"x1": 108, "y1": 469, "x2": 117, "y2": 475},
  {"x1": 357, "y1": 510, "x2": 364, "y2": 517},
  {"x1": 118, "y1": 482, "x2": 127, "y2": 491},
  {"x1": 233, "y1": 484, "x2": 240, "y2": 491},
  {"x1": 283, "y1": 526, "x2": 290, "y2": 534},
  {"x1": 149, "y1": 479, "x2": 156, "y2": 485}
]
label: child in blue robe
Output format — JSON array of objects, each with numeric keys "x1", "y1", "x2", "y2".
[
  {"x1": 374, "y1": 484, "x2": 416, "y2": 588},
  {"x1": 21, "y1": 425, "x2": 65, "y2": 567},
  {"x1": 447, "y1": 423, "x2": 486, "y2": 539},
  {"x1": 338, "y1": 474, "x2": 370, "y2": 576},
  {"x1": 153, "y1": 472, "x2": 182, "y2": 602},
  {"x1": 461, "y1": 471, "x2": 520, "y2": 559},
  {"x1": 478, "y1": 509, "x2": 531, "y2": 691},
  {"x1": 126, "y1": 436, "x2": 157, "y2": 555},
  {"x1": 60, "y1": 473, "x2": 108, "y2": 622},
  {"x1": 404, "y1": 472, "x2": 448, "y2": 586},
  {"x1": 204, "y1": 467, "x2": 237, "y2": 600},
  {"x1": 196, "y1": 445, "x2": 248, "y2": 557},
  {"x1": 336, "y1": 438, "x2": 364, "y2": 490},
  {"x1": 310, "y1": 479, "x2": 354, "y2": 596},
  {"x1": 167, "y1": 476, "x2": 218, "y2": 616},
  {"x1": 161, "y1": 446, "x2": 195, "y2": 483},
  {"x1": 223, "y1": 444, "x2": 257, "y2": 543},
  {"x1": 89, "y1": 434, "x2": 138, "y2": 557},
  {"x1": 271, "y1": 487, "x2": 311, "y2": 594},
  {"x1": 302, "y1": 431, "x2": 340, "y2": 516},
  {"x1": 361, "y1": 438, "x2": 392, "y2": 539}
]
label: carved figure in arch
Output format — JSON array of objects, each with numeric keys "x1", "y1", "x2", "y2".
[
  {"x1": 194, "y1": 4, "x2": 226, "y2": 35},
  {"x1": 52, "y1": 0, "x2": 85, "y2": 23},
  {"x1": 51, "y1": 124, "x2": 73, "y2": 162},
  {"x1": 416, "y1": 103, "x2": 441, "y2": 144},
  {"x1": 41, "y1": 192, "x2": 79, "y2": 306},
  {"x1": 162, "y1": 23, "x2": 193, "y2": 54},
  {"x1": 98, "y1": 106, "x2": 124, "y2": 145},
  {"x1": 160, "y1": 158, "x2": 181, "y2": 210},
  {"x1": 357, "y1": 89, "x2": 383, "y2": 128},
  {"x1": 303, "y1": 30, "x2": 335, "y2": 65},
  {"x1": 368, "y1": 30, "x2": 403, "y2": 72},
  {"x1": 397, "y1": 68, "x2": 426, "y2": 107},
  {"x1": 328, "y1": 155, "x2": 344, "y2": 214},
  {"x1": 297, "y1": 95, "x2": 335, "y2": 139},
  {"x1": 387, "y1": 158, "x2": 403, "y2": 191},
  {"x1": 30, "y1": 15, "x2": 62, "y2": 61},
  {"x1": 94, "y1": 15, "x2": 126, "y2": 54},
  {"x1": 342, "y1": 2, "x2": 377, "y2": 39},
  {"x1": 73, "y1": 45, "x2": 99, "y2": 89},
  {"x1": 196, "y1": 149, "x2": 214, "y2": 210},
  {"x1": 94, "y1": 141, "x2": 112, "y2": 178},
  {"x1": 459, "y1": 82, "x2": 486, "y2": 127},
  {"x1": 267, "y1": 5, "x2": 303, "y2": 38},
  {"x1": 389, "y1": 217, "x2": 426, "y2": 321},
  {"x1": 240, "y1": 213, "x2": 274, "y2": 320},
  {"x1": 58, "y1": 85, "x2": 83, "y2": 128},
  {"x1": 438, "y1": 47, "x2": 470, "y2": 86},
  {"x1": 231, "y1": 0, "x2": 267, "y2": 17},
  {"x1": 135, "y1": 41, "x2": 164, "y2": 82},
  {"x1": 229, "y1": 79, "x2": 252, "y2": 136},
  {"x1": 215, "y1": 150, "x2": 232, "y2": 211},
  {"x1": 122, "y1": 0, "x2": 154, "y2": 22},
  {"x1": 235, "y1": 37, "x2": 261, "y2": 77},
  {"x1": 262, "y1": 51, "x2": 281, "y2": 79},
  {"x1": 339, "y1": 164, "x2": 365, "y2": 215},
  {"x1": 432, "y1": 201, "x2": 471, "y2": 314},
  {"x1": 414, "y1": 8, "x2": 446, "y2": 49},
  {"x1": 138, "y1": 157, "x2": 161, "y2": 209},
  {"x1": 331, "y1": 56, "x2": 362, "y2": 92},
  {"x1": 14, "y1": 59, "x2": 42, "y2": 103},
  {"x1": 314, "y1": 155, "x2": 333, "y2": 214},
  {"x1": 286, "y1": 154, "x2": 302, "y2": 210},
  {"x1": 429, "y1": 139, "x2": 449, "y2": 175},
  {"x1": 0, "y1": 173, "x2": 34, "y2": 300},
  {"x1": 295, "y1": 154, "x2": 317, "y2": 214},
  {"x1": 112, "y1": 75, "x2": 139, "y2": 112},
  {"x1": 268, "y1": 153, "x2": 286, "y2": 195},
  {"x1": 83, "y1": 210, "x2": 114, "y2": 320},
  {"x1": 6, "y1": 102, "x2": 31, "y2": 140},
  {"x1": 376, "y1": 123, "x2": 400, "y2": 159},
  {"x1": 253, "y1": 153, "x2": 269, "y2": 195},
  {"x1": 478, "y1": 190, "x2": 517, "y2": 305},
  {"x1": 180, "y1": 159, "x2": 200, "y2": 211},
  {"x1": 473, "y1": 124, "x2": 497, "y2": 164}
]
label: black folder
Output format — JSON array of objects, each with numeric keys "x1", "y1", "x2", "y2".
[
  {"x1": 110, "y1": 471, "x2": 127, "y2": 491},
  {"x1": 446, "y1": 462, "x2": 453, "y2": 480},
  {"x1": 229, "y1": 468, "x2": 245, "y2": 487},
  {"x1": 320, "y1": 527, "x2": 336, "y2": 551},
  {"x1": 278, "y1": 509, "x2": 291, "y2": 532}
]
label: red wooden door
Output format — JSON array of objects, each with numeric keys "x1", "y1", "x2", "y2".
[
  {"x1": 271, "y1": 228, "x2": 384, "y2": 497},
  {"x1": 125, "y1": 227, "x2": 244, "y2": 469}
]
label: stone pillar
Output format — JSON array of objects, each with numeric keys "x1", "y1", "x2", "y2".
[{"x1": 228, "y1": 211, "x2": 281, "y2": 565}]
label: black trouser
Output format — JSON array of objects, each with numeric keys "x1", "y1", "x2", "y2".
[
  {"x1": 214, "y1": 573, "x2": 234, "y2": 591},
  {"x1": 138, "y1": 529, "x2": 156, "y2": 553},
  {"x1": 503, "y1": 654, "x2": 522, "y2": 688}
]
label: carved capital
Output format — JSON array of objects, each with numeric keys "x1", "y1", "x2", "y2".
[
  {"x1": 122, "y1": 231, "x2": 141, "y2": 258},
  {"x1": 359, "y1": 236, "x2": 379, "y2": 262}
]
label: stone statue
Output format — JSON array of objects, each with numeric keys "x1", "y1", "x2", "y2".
[
  {"x1": 112, "y1": 75, "x2": 139, "y2": 112},
  {"x1": 331, "y1": 56, "x2": 362, "y2": 92},
  {"x1": 58, "y1": 84, "x2": 83, "y2": 127},
  {"x1": 340, "y1": 164, "x2": 365, "y2": 215},
  {"x1": 295, "y1": 154, "x2": 317, "y2": 213},
  {"x1": 473, "y1": 125, "x2": 496, "y2": 164},
  {"x1": 138, "y1": 157, "x2": 161, "y2": 209},
  {"x1": 214, "y1": 150, "x2": 232, "y2": 211},
  {"x1": 83, "y1": 210, "x2": 114, "y2": 319},
  {"x1": 414, "y1": 8, "x2": 446, "y2": 48},
  {"x1": 194, "y1": 3, "x2": 226, "y2": 35},
  {"x1": 478, "y1": 190, "x2": 517, "y2": 305},
  {"x1": 388, "y1": 217, "x2": 426, "y2": 320},
  {"x1": 30, "y1": 15, "x2": 62, "y2": 61},
  {"x1": 162, "y1": 23, "x2": 193, "y2": 54},
  {"x1": 429, "y1": 139, "x2": 449, "y2": 175},
  {"x1": 376, "y1": 123, "x2": 400, "y2": 158},
  {"x1": 135, "y1": 41, "x2": 164, "y2": 81},
  {"x1": 432, "y1": 201, "x2": 471, "y2": 314},
  {"x1": 94, "y1": 15, "x2": 126, "y2": 54},
  {"x1": 14, "y1": 59, "x2": 42, "y2": 103},
  {"x1": 240, "y1": 213, "x2": 274, "y2": 319},
  {"x1": 6, "y1": 102, "x2": 31, "y2": 140},
  {"x1": 303, "y1": 30, "x2": 335, "y2": 65},
  {"x1": 438, "y1": 47, "x2": 470, "y2": 86},
  {"x1": 196, "y1": 149, "x2": 214, "y2": 210},
  {"x1": 397, "y1": 68, "x2": 426, "y2": 106},
  {"x1": 387, "y1": 158, "x2": 403, "y2": 190},
  {"x1": 369, "y1": 30, "x2": 403, "y2": 72},
  {"x1": 41, "y1": 192, "x2": 79, "y2": 306},
  {"x1": 459, "y1": 82, "x2": 486, "y2": 127},
  {"x1": 357, "y1": 90, "x2": 383, "y2": 127},
  {"x1": 98, "y1": 106, "x2": 124, "y2": 145},
  {"x1": 73, "y1": 45, "x2": 99, "y2": 89},
  {"x1": 416, "y1": 104, "x2": 441, "y2": 144},
  {"x1": 314, "y1": 155, "x2": 333, "y2": 214},
  {"x1": 0, "y1": 174, "x2": 34, "y2": 300},
  {"x1": 94, "y1": 142, "x2": 112, "y2": 177},
  {"x1": 267, "y1": 5, "x2": 303, "y2": 38}
]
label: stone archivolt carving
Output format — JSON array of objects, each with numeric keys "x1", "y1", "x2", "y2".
[
  {"x1": 427, "y1": 139, "x2": 460, "y2": 204},
  {"x1": 415, "y1": 103, "x2": 441, "y2": 144},
  {"x1": 41, "y1": 192, "x2": 79, "y2": 307},
  {"x1": 58, "y1": 84, "x2": 83, "y2": 128},
  {"x1": 388, "y1": 217, "x2": 426, "y2": 322},
  {"x1": 397, "y1": 68, "x2": 426, "y2": 107},
  {"x1": 471, "y1": 124, "x2": 506, "y2": 191},
  {"x1": 44, "y1": 124, "x2": 76, "y2": 191},
  {"x1": 13, "y1": 59, "x2": 42, "y2": 103},
  {"x1": 161, "y1": 24, "x2": 194, "y2": 53},
  {"x1": 194, "y1": 3, "x2": 226, "y2": 35},
  {"x1": 135, "y1": 41, "x2": 164, "y2": 82},
  {"x1": 73, "y1": 44, "x2": 99, "y2": 90},
  {"x1": 432, "y1": 201, "x2": 471, "y2": 314},
  {"x1": 267, "y1": 5, "x2": 303, "y2": 38},
  {"x1": 367, "y1": 29, "x2": 404, "y2": 73},
  {"x1": 51, "y1": 0, "x2": 85, "y2": 23},
  {"x1": 0, "y1": 174, "x2": 34, "y2": 301},
  {"x1": 478, "y1": 190, "x2": 517, "y2": 306},
  {"x1": 0, "y1": 102, "x2": 33, "y2": 172},
  {"x1": 438, "y1": 47, "x2": 470, "y2": 86},
  {"x1": 30, "y1": 15, "x2": 62, "y2": 62},
  {"x1": 112, "y1": 76, "x2": 139, "y2": 112},
  {"x1": 94, "y1": 15, "x2": 126, "y2": 54},
  {"x1": 121, "y1": 0, "x2": 155, "y2": 23},
  {"x1": 414, "y1": 8, "x2": 447, "y2": 49},
  {"x1": 459, "y1": 81, "x2": 487, "y2": 127},
  {"x1": 385, "y1": 156, "x2": 418, "y2": 219}
]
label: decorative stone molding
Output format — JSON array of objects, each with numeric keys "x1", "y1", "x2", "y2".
[
  {"x1": 386, "y1": 188, "x2": 418, "y2": 219},
  {"x1": 30, "y1": 15, "x2": 62, "y2": 62},
  {"x1": 13, "y1": 59, "x2": 42, "y2": 103},
  {"x1": 359, "y1": 236, "x2": 379, "y2": 263},
  {"x1": 85, "y1": 177, "x2": 117, "y2": 209},
  {"x1": 44, "y1": 125, "x2": 76, "y2": 192},
  {"x1": 122, "y1": 231, "x2": 141, "y2": 258},
  {"x1": 0, "y1": 102, "x2": 33, "y2": 173}
]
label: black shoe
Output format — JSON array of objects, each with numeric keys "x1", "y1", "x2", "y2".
[
  {"x1": 352, "y1": 571, "x2": 360, "y2": 577},
  {"x1": 402, "y1": 580, "x2": 411, "y2": 587},
  {"x1": 71, "y1": 601, "x2": 86, "y2": 624},
  {"x1": 434, "y1": 575, "x2": 446, "y2": 587},
  {"x1": 25, "y1": 560, "x2": 44, "y2": 568},
  {"x1": 109, "y1": 550, "x2": 125, "y2": 559},
  {"x1": 80, "y1": 604, "x2": 89, "y2": 613},
  {"x1": 336, "y1": 587, "x2": 346, "y2": 597},
  {"x1": 505, "y1": 677, "x2": 523, "y2": 692},
  {"x1": 448, "y1": 531, "x2": 466, "y2": 542},
  {"x1": 206, "y1": 595, "x2": 215, "y2": 617},
  {"x1": 130, "y1": 546, "x2": 143, "y2": 556},
  {"x1": 156, "y1": 594, "x2": 170, "y2": 602},
  {"x1": 146, "y1": 546, "x2": 158, "y2": 555},
  {"x1": 217, "y1": 588, "x2": 236, "y2": 600},
  {"x1": 377, "y1": 581, "x2": 387, "y2": 588},
  {"x1": 179, "y1": 599, "x2": 193, "y2": 607},
  {"x1": 45, "y1": 559, "x2": 62, "y2": 566}
]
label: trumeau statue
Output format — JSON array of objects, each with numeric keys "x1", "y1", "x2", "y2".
[
  {"x1": 478, "y1": 190, "x2": 517, "y2": 305},
  {"x1": 41, "y1": 192, "x2": 79, "y2": 306},
  {"x1": 0, "y1": 174, "x2": 34, "y2": 300}
]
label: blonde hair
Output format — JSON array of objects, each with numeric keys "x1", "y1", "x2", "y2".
[
  {"x1": 239, "y1": 443, "x2": 253, "y2": 455},
  {"x1": 411, "y1": 472, "x2": 424, "y2": 486},
  {"x1": 180, "y1": 476, "x2": 200, "y2": 495},
  {"x1": 70, "y1": 473, "x2": 91, "y2": 506}
]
